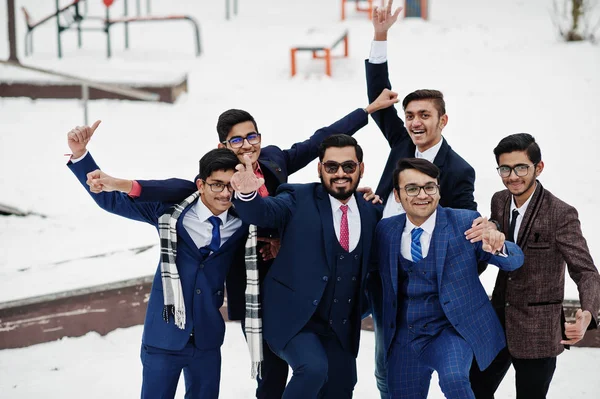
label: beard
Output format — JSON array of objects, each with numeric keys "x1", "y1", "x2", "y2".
[
  {"x1": 320, "y1": 175, "x2": 360, "y2": 201},
  {"x1": 509, "y1": 176, "x2": 537, "y2": 197}
]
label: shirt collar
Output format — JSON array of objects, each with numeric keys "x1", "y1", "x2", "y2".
[
  {"x1": 415, "y1": 137, "x2": 444, "y2": 162},
  {"x1": 196, "y1": 196, "x2": 229, "y2": 225},
  {"x1": 329, "y1": 193, "x2": 359, "y2": 215},
  {"x1": 404, "y1": 210, "x2": 437, "y2": 236},
  {"x1": 510, "y1": 183, "x2": 535, "y2": 215}
]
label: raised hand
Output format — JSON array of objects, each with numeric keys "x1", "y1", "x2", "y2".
[
  {"x1": 465, "y1": 216, "x2": 497, "y2": 243},
  {"x1": 365, "y1": 88, "x2": 399, "y2": 114},
  {"x1": 86, "y1": 169, "x2": 132, "y2": 194},
  {"x1": 357, "y1": 186, "x2": 383, "y2": 204},
  {"x1": 482, "y1": 229, "x2": 505, "y2": 254},
  {"x1": 373, "y1": 0, "x2": 402, "y2": 40},
  {"x1": 67, "y1": 120, "x2": 101, "y2": 159},
  {"x1": 230, "y1": 155, "x2": 264, "y2": 194}
]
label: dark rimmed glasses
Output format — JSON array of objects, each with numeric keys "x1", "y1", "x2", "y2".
[
  {"x1": 496, "y1": 163, "x2": 536, "y2": 178},
  {"x1": 204, "y1": 181, "x2": 233, "y2": 193},
  {"x1": 222, "y1": 133, "x2": 261, "y2": 149},
  {"x1": 400, "y1": 183, "x2": 439, "y2": 197},
  {"x1": 321, "y1": 161, "x2": 361, "y2": 174}
]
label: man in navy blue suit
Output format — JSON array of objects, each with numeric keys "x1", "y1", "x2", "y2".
[
  {"x1": 229, "y1": 135, "x2": 382, "y2": 398},
  {"x1": 364, "y1": 2, "x2": 480, "y2": 395},
  {"x1": 375, "y1": 158, "x2": 524, "y2": 399},
  {"x1": 127, "y1": 104, "x2": 394, "y2": 398},
  {"x1": 66, "y1": 121, "x2": 248, "y2": 399}
]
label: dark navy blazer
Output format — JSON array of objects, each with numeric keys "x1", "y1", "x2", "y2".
[
  {"x1": 68, "y1": 153, "x2": 248, "y2": 351},
  {"x1": 233, "y1": 183, "x2": 382, "y2": 357},
  {"x1": 374, "y1": 206, "x2": 524, "y2": 370},
  {"x1": 365, "y1": 60, "x2": 477, "y2": 211},
  {"x1": 132, "y1": 108, "x2": 369, "y2": 320}
]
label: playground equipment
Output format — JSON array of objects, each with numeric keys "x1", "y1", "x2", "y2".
[
  {"x1": 404, "y1": 0, "x2": 428, "y2": 20},
  {"x1": 341, "y1": 0, "x2": 383, "y2": 21},
  {"x1": 21, "y1": 0, "x2": 201, "y2": 59},
  {"x1": 290, "y1": 28, "x2": 349, "y2": 77}
]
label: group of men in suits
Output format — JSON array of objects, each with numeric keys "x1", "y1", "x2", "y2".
[{"x1": 65, "y1": 1, "x2": 600, "y2": 398}]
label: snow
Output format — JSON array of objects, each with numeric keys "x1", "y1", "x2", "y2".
[{"x1": 1, "y1": 0, "x2": 600, "y2": 397}]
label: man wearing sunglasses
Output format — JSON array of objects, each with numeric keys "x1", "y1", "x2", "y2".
[
  {"x1": 470, "y1": 133, "x2": 600, "y2": 399},
  {"x1": 375, "y1": 158, "x2": 524, "y2": 399},
  {"x1": 119, "y1": 103, "x2": 394, "y2": 398},
  {"x1": 230, "y1": 134, "x2": 382, "y2": 398}
]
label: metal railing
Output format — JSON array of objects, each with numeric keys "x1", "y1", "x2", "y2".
[{"x1": 1, "y1": 60, "x2": 160, "y2": 124}]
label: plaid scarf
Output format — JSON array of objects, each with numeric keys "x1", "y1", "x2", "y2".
[
  {"x1": 158, "y1": 191, "x2": 200, "y2": 329},
  {"x1": 244, "y1": 224, "x2": 263, "y2": 378}
]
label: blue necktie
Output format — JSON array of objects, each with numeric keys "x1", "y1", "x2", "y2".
[
  {"x1": 200, "y1": 216, "x2": 222, "y2": 258},
  {"x1": 411, "y1": 227, "x2": 424, "y2": 262}
]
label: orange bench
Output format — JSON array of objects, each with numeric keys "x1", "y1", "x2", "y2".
[
  {"x1": 341, "y1": 0, "x2": 384, "y2": 21},
  {"x1": 290, "y1": 28, "x2": 349, "y2": 77}
]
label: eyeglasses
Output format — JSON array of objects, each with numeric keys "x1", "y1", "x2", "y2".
[
  {"x1": 400, "y1": 184, "x2": 439, "y2": 197},
  {"x1": 222, "y1": 133, "x2": 261, "y2": 149},
  {"x1": 320, "y1": 161, "x2": 361, "y2": 174},
  {"x1": 204, "y1": 181, "x2": 233, "y2": 193},
  {"x1": 496, "y1": 163, "x2": 536, "y2": 178}
]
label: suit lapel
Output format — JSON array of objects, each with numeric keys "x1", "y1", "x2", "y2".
[
  {"x1": 316, "y1": 185, "x2": 336, "y2": 270},
  {"x1": 432, "y1": 206, "x2": 449, "y2": 290},
  {"x1": 389, "y1": 216, "x2": 405, "y2": 296},
  {"x1": 432, "y1": 138, "x2": 449, "y2": 169},
  {"x1": 176, "y1": 200, "x2": 200, "y2": 252},
  {"x1": 516, "y1": 181, "x2": 545, "y2": 247}
]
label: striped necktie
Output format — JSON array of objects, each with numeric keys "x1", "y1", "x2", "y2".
[{"x1": 411, "y1": 227, "x2": 424, "y2": 262}]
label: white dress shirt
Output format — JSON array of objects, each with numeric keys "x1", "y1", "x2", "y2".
[
  {"x1": 183, "y1": 198, "x2": 242, "y2": 250},
  {"x1": 401, "y1": 211, "x2": 437, "y2": 261},
  {"x1": 329, "y1": 194, "x2": 361, "y2": 252},
  {"x1": 509, "y1": 186, "x2": 535, "y2": 243}
]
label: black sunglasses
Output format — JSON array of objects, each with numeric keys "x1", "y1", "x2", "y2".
[{"x1": 320, "y1": 161, "x2": 360, "y2": 174}]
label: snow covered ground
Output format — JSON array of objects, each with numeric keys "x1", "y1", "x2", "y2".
[{"x1": 1, "y1": 0, "x2": 600, "y2": 397}]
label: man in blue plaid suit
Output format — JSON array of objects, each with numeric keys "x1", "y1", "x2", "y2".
[{"x1": 374, "y1": 158, "x2": 524, "y2": 399}]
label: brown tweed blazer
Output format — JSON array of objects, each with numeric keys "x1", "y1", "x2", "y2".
[{"x1": 490, "y1": 181, "x2": 600, "y2": 359}]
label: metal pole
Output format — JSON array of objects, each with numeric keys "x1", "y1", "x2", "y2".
[
  {"x1": 7, "y1": 0, "x2": 19, "y2": 62},
  {"x1": 234, "y1": 0, "x2": 238, "y2": 16},
  {"x1": 226, "y1": 0, "x2": 230, "y2": 20},
  {"x1": 81, "y1": 83, "x2": 89, "y2": 125}
]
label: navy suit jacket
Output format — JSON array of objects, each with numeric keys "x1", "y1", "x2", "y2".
[
  {"x1": 365, "y1": 60, "x2": 477, "y2": 211},
  {"x1": 233, "y1": 183, "x2": 382, "y2": 357},
  {"x1": 132, "y1": 108, "x2": 369, "y2": 320},
  {"x1": 68, "y1": 153, "x2": 248, "y2": 351},
  {"x1": 375, "y1": 206, "x2": 524, "y2": 370}
]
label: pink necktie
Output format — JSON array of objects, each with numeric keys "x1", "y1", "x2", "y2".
[{"x1": 340, "y1": 205, "x2": 349, "y2": 251}]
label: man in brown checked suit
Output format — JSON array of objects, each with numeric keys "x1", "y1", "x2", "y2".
[{"x1": 468, "y1": 133, "x2": 600, "y2": 399}]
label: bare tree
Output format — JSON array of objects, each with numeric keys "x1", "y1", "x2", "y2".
[{"x1": 551, "y1": 0, "x2": 600, "y2": 42}]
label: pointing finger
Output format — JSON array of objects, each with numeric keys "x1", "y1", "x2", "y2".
[{"x1": 90, "y1": 120, "x2": 102, "y2": 135}]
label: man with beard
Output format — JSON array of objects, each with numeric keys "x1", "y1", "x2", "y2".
[
  {"x1": 470, "y1": 133, "x2": 600, "y2": 399},
  {"x1": 229, "y1": 134, "x2": 382, "y2": 399}
]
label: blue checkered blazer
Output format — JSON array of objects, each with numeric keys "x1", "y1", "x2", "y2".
[{"x1": 375, "y1": 206, "x2": 524, "y2": 370}]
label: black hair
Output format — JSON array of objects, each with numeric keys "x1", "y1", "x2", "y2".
[
  {"x1": 493, "y1": 133, "x2": 541, "y2": 165},
  {"x1": 198, "y1": 148, "x2": 239, "y2": 181},
  {"x1": 216, "y1": 109, "x2": 259, "y2": 143},
  {"x1": 402, "y1": 89, "x2": 446, "y2": 117},
  {"x1": 318, "y1": 134, "x2": 363, "y2": 162},
  {"x1": 392, "y1": 158, "x2": 440, "y2": 191}
]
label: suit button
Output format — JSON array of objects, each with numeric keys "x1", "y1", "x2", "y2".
[
  {"x1": 351, "y1": 276, "x2": 357, "y2": 281},
  {"x1": 196, "y1": 289, "x2": 201, "y2": 294},
  {"x1": 337, "y1": 277, "x2": 342, "y2": 282},
  {"x1": 199, "y1": 264, "x2": 205, "y2": 269},
  {"x1": 505, "y1": 302, "x2": 510, "y2": 307},
  {"x1": 339, "y1": 255, "x2": 344, "y2": 260},
  {"x1": 408, "y1": 325, "x2": 413, "y2": 329},
  {"x1": 313, "y1": 300, "x2": 319, "y2": 306},
  {"x1": 508, "y1": 277, "x2": 512, "y2": 281},
  {"x1": 322, "y1": 276, "x2": 329, "y2": 282},
  {"x1": 334, "y1": 299, "x2": 338, "y2": 303},
  {"x1": 342, "y1": 319, "x2": 347, "y2": 324},
  {"x1": 354, "y1": 254, "x2": 359, "y2": 259},
  {"x1": 217, "y1": 291, "x2": 222, "y2": 296},
  {"x1": 329, "y1": 319, "x2": 333, "y2": 325},
  {"x1": 348, "y1": 298, "x2": 352, "y2": 304}
]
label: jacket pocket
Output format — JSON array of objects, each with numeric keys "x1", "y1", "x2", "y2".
[
  {"x1": 271, "y1": 276, "x2": 295, "y2": 292},
  {"x1": 527, "y1": 242, "x2": 550, "y2": 250},
  {"x1": 527, "y1": 299, "x2": 562, "y2": 306}
]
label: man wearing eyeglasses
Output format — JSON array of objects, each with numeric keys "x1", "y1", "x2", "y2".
[
  {"x1": 66, "y1": 121, "x2": 249, "y2": 399},
  {"x1": 229, "y1": 134, "x2": 382, "y2": 399},
  {"x1": 374, "y1": 158, "x2": 524, "y2": 399},
  {"x1": 469, "y1": 133, "x2": 600, "y2": 399},
  {"x1": 121, "y1": 103, "x2": 394, "y2": 398}
]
